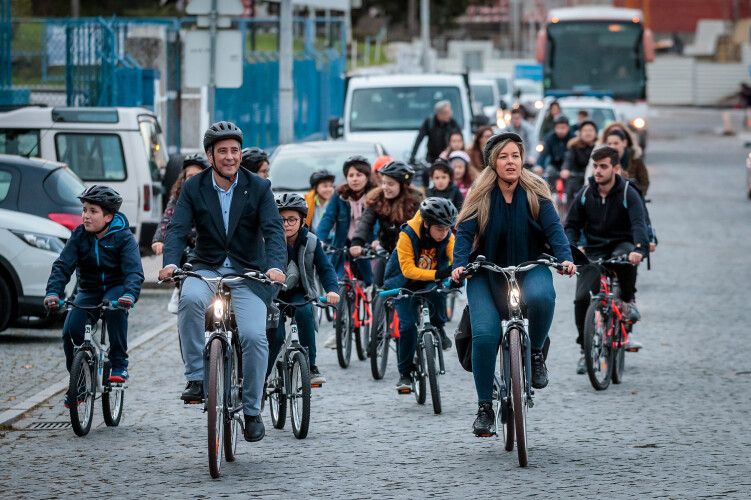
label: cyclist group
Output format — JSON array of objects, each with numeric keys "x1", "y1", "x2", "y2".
[{"x1": 43, "y1": 107, "x2": 655, "y2": 440}]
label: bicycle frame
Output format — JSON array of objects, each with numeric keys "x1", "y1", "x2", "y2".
[
  {"x1": 592, "y1": 265, "x2": 630, "y2": 349},
  {"x1": 500, "y1": 270, "x2": 534, "y2": 409}
]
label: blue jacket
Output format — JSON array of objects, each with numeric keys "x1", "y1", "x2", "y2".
[
  {"x1": 537, "y1": 129, "x2": 575, "y2": 169},
  {"x1": 46, "y1": 212, "x2": 144, "y2": 301},
  {"x1": 163, "y1": 167, "x2": 286, "y2": 305}
]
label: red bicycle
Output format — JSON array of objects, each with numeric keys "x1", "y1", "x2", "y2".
[
  {"x1": 583, "y1": 256, "x2": 638, "y2": 390},
  {"x1": 369, "y1": 289, "x2": 400, "y2": 380}
]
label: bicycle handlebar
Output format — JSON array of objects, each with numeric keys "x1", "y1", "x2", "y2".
[
  {"x1": 59, "y1": 300, "x2": 134, "y2": 311},
  {"x1": 378, "y1": 280, "x2": 454, "y2": 298},
  {"x1": 459, "y1": 254, "x2": 577, "y2": 280},
  {"x1": 161, "y1": 268, "x2": 287, "y2": 291}
]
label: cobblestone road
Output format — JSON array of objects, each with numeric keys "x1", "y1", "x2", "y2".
[{"x1": 1, "y1": 108, "x2": 750, "y2": 498}]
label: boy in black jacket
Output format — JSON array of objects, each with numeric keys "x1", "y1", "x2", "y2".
[
  {"x1": 45, "y1": 186, "x2": 144, "y2": 406},
  {"x1": 425, "y1": 159, "x2": 464, "y2": 211}
]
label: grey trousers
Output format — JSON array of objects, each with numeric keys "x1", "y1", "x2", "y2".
[{"x1": 178, "y1": 267, "x2": 268, "y2": 416}]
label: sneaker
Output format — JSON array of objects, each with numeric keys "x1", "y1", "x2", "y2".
[
  {"x1": 624, "y1": 335, "x2": 643, "y2": 352},
  {"x1": 437, "y1": 327, "x2": 452, "y2": 351},
  {"x1": 63, "y1": 392, "x2": 82, "y2": 409},
  {"x1": 310, "y1": 365, "x2": 326, "y2": 385},
  {"x1": 623, "y1": 301, "x2": 641, "y2": 323},
  {"x1": 181, "y1": 380, "x2": 204, "y2": 402},
  {"x1": 531, "y1": 350, "x2": 549, "y2": 389},
  {"x1": 473, "y1": 402, "x2": 496, "y2": 437},
  {"x1": 395, "y1": 374, "x2": 412, "y2": 391},
  {"x1": 576, "y1": 350, "x2": 586, "y2": 375},
  {"x1": 167, "y1": 287, "x2": 180, "y2": 314},
  {"x1": 109, "y1": 367, "x2": 129, "y2": 383},
  {"x1": 324, "y1": 332, "x2": 337, "y2": 349}
]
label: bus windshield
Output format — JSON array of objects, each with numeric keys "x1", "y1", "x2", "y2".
[{"x1": 545, "y1": 21, "x2": 645, "y2": 100}]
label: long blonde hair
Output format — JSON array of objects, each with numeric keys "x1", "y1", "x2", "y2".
[{"x1": 456, "y1": 137, "x2": 555, "y2": 248}]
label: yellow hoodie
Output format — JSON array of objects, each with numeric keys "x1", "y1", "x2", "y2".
[{"x1": 396, "y1": 211, "x2": 455, "y2": 282}]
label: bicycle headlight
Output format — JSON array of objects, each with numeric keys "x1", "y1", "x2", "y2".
[
  {"x1": 632, "y1": 117, "x2": 646, "y2": 129},
  {"x1": 534, "y1": 100, "x2": 544, "y2": 110},
  {"x1": 509, "y1": 289, "x2": 520, "y2": 308},
  {"x1": 213, "y1": 299, "x2": 224, "y2": 319},
  {"x1": 535, "y1": 143, "x2": 544, "y2": 153}
]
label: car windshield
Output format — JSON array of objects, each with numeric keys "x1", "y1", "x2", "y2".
[
  {"x1": 559, "y1": 105, "x2": 617, "y2": 131},
  {"x1": 471, "y1": 84, "x2": 495, "y2": 107},
  {"x1": 269, "y1": 146, "x2": 378, "y2": 191},
  {"x1": 43, "y1": 167, "x2": 87, "y2": 206},
  {"x1": 516, "y1": 81, "x2": 541, "y2": 96},
  {"x1": 349, "y1": 86, "x2": 464, "y2": 132},
  {"x1": 0, "y1": 129, "x2": 40, "y2": 157}
]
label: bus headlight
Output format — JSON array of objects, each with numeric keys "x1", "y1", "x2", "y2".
[
  {"x1": 535, "y1": 143, "x2": 544, "y2": 153},
  {"x1": 534, "y1": 100, "x2": 544, "y2": 110},
  {"x1": 213, "y1": 299, "x2": 224, "y2": 319},
  {"x1": 509, "y1": 289, "x2": 520, "y2": 308},
  {"x1": 632, "y1": 117, "x2": 646, "y2": 129}
]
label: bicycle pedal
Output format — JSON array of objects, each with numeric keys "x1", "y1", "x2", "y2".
[
  {"x1": 626, "y1": 347, "x2": 641, "y2": 352},
  {"x1": 311, "y1": 383, "x2": 323, "y2": 388},
  {"x1": 397, "y1": 388, "x2": 411, "y2": 394},
  {"x1": 183, "y1": 399, "x2": 203, "y2": 405}
]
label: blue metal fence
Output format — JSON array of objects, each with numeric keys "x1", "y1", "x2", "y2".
[{"x1": 1, "y1": 0, "x2": 10, "y2": 88}]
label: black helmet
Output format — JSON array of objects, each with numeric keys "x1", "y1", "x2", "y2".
[
  {"x1": 483, "y1": 132, "x2": 524, "y2": 167},
  {"x1": 342, "y1": 155, "x2": 371, "y2": 176},
  {"x1": 241, "y1": 147, "x2": 269, "y2": 172},
  {"x1": 379, "y1": 161, "x2": 415, "y2": 185},
  {"x1": 182, "y1": 153, "x2": 210, "y2": 170},
  {"x1": 78, "y1": 185, "x2": 123, "y2": 212},
  {"x1": 309, "y1": 169, "x2": 336, "y2": 188},
  {"x1": 275, "y1": 193, "x2": 309, "y2": 218},
  {"x1": 203, "y1": 121, "x2": 243, "y2": 152},
  {"x1": 420, "y1": 197, "x2": 458, "y2": 227}
]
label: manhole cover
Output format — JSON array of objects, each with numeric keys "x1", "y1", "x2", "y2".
[{"x1": 26, "y1": 422, "x2": 72, "y2": 430}]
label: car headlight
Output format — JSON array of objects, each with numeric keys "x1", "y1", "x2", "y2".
[
  {"x1": 213, "y1": 298, "x2": 224, "y2": 319},
  {"x1": 534, "y1": 100, "x2": 544, "y2": 110},
  {"x1": 11, "y1": 231, "x2": 66, "y2": 253},
  {"x1": 509, "y1": 288, "x2": 520, "y2": 308},
  {"x1": 496, "y1": 117, "x2": 506, "y2": 128},
  {"x1": 535, "y1": 143, "x2": 544, "y2": 153},
  {"x1": 632, "y1": 117, "x2": 646, "y2": 129}
]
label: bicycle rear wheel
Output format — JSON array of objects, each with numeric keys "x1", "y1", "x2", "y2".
[
  {"x1": 583, "y1": 301, "x2": 614, "y2": 391},
  {"x1": 369, "y1": 296, "x2": 390, "y2": 380},
  {"x1": 423, "y1": 332, "x2": 441, "y2": 414},
  {"x1": 335, "y1": 284, "x2": 353, "y2": 368},
  {"x1": 290, "y1": 351, "x2": 311, "y2": 439},
  {"x1": 68, "y1": 350, "x2": 95, "y2": 437},
  {"x1": 269, "y1": 362, "x2": 287, "y2": 429},
  {"x1": 224, "y1": 342, "x2": 241, "y2": 462},
  {"x1": 508, "y1": 328, "x2": 528, "y2": 467},
  {"x1": 207, "y1": 338, "x2": 225, "y2": 479},
  {"x1": 355, "y1": 296, "x2": 370, "y2": 361}
]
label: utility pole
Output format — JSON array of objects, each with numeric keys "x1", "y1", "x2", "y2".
[
  {"x1": 420, "y1": 0, "x2": 430, "y2": 72},
  {"x1": 279, "y1": 0, "x2": 294, "y2": 144},
  {"x1": 70, "y1": 0, "x2": 80, "y2": 17}
]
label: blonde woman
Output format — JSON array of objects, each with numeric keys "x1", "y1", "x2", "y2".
[{"x1": 450, "y1": 133, "x2": 576, "y2": 437}]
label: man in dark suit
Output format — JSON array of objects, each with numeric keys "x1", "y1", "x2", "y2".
[{"x1": 158, "y1": 121, "x2": 286, "y2": 442}]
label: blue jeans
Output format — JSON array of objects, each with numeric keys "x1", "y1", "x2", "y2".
[
  {"x1": 268, "y1": 291, "x2": 318, "y2": 377},
  {"x1": 179, "y1": 267, "x2": 268, "y2": 416},
  {"x1": 467, "y1": 267, "x2": 555, "y2": 403},
  {"x1": 63, "y1": 285, "x2": 127, "y2": 372},
  {"x1": 395, "y1": 285, "x2": 446, "y2": 375}
]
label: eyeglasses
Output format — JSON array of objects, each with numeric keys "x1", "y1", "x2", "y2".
[{"x1": 282, "y1": 217, "x2": 301, "y2": 226}]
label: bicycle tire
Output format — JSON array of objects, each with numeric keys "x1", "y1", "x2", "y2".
[
  {"x1": 612, "y1": 324, "x2": 626, "y2": 384},
  {"x1": 68, "y1": 350, "x2": 95, "y2": 437},
  {"x1": 446, "y1": 294, "x2": 456, "y2": 322},
  {"x1": 207, "y1": 338, "x2": 225, "y2": 479},
  {"x1": 224, "y1": 342, "x2": 240, "y2": 462},
  {"x1": 414, "y1": 350, "x2": 427, "y2": 405},
  {"x1": 355, "y1": 296, "x2": 370, "y2": 361},
  {"x1": 508, "y1": 328, "x2": 528, "y2": 467},
  {"x1": 101, "y1": 385, "x2": 123, "y2": 427},
  {"x1": 269, "y1": 362, "x2": 287, "y2": 429},
  {"x1": 583, "y1": 301, "x2": 613, "y2": 391},
  {"x1": 496, "y1": 354, "x2": 514, "y2": 451},
  {"x1": 423, "y1": 332, "x2": 441, "y2": 414},
  {"x1": 369, "y1": 295, "x2": 390, "y2": 380},
  {"x1": 290, "y1": 351, "x2": 311, "y2": 439},
  {"x1": 335, "y1": 284, "x2": 353, "y2": 368}
]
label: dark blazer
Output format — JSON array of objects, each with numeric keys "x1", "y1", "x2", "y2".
[{"x1": 163, "y1": 167, "x2": 286, "y2": 304}]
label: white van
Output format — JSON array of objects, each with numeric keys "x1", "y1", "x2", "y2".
[
  {"x1": 0, "y1": 106, "x2": 167, "y2": 248},
  {"x1": 329, "y1": 74, "x2": 480, "y2": 165}
]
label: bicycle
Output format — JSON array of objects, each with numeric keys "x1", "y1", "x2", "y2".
[
  {"x1": 459, "y1": 254, "x2": 573, "y2": 467},
  {"x1": 369, "y1": 282, "x2": 400, "y2": 380},
  {"x1": 165, "y1": 265, "x2": 283, "y2": 479},
  {"x1": 378, "y1": 281, "x2": 456, "y2": 415},
  {"x1": 59, "y1": 300, "x2": 133, "y2": 437},
  {"x1": 265, "y1": 296, "x2": 331, "y2": 439},
  {"x1": 582, "y1": 255, "x2": 638, "y2": 391}
]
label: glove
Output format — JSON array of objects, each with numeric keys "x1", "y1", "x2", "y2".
[
  {"x1": 117, "y1": 295, "x2": 134, "y2": 309},
  {"x1": 44, "y1": 294, "x2": 60, "y2": 311},
  {"x1": 435, "y1": 268, "x2": 452, "y2": 280}
]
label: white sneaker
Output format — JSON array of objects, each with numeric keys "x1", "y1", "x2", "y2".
[
  {"x1": 324, "y1": 332, "x2": 337, "y2": 349},
  {"x1": 167, "y1": 288, "x2": 180, "y2": 314}
]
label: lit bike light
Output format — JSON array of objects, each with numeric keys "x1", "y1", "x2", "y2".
[
  {"x1": 214, "y1": 299, "x2": 224, "y2": 319},
  {"x1": 632, "y1": 117, "x2": 645, "y2": 129},
  {"x1": 510, "y1": 289, "x2": 521, "y2": 308}
]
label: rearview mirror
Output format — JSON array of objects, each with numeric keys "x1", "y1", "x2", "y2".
[{"x1": 328, "y1": 117, "x2": 343, "y2": 139}]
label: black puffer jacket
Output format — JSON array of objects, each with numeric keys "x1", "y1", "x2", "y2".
[{"x1": 561, "y1": 137, "x2": 595, "y2": 174}]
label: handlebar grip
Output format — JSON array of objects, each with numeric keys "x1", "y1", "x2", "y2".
[
  {"x1": 318, "y1": 296, "x2": 327, "y2": 303},
  {"x1": 379, "y1": 289, "x2": 399, "y2": 297}
]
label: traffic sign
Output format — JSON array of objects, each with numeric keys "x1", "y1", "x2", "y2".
[{"x1": 184, "y1": 30, "x2": 243, "y2": 88}]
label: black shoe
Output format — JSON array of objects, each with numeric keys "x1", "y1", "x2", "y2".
[
  {"x1": 244, "y1": 414, "x2": 265, "y2": 442},
  {"x1": 395, "y1": 374, "x2": 412, "y2": 391},
  {"x1": 473, "y1": 402, "x2": 495, "y2": 437},
  {"x1": 437, "y1": 327, "x2": 452, "y2": 351},
  {"x1": 180, "y1": 381, "x2": 203, "y2": 402},
  {"x1": 531, "y1": 350, "x2": 548, "y2": 389}
]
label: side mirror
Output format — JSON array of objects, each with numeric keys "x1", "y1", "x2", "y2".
[
  {"x1": 328, "y1": 117, "x2": 343, "y2": 139},
  {"x1": 514, "y1": 89, "x2": 522, "y2": 99},
  {"x1": 471, "y1": 115, "x2": 489, "y2": 131},
  {"x1": 499, "y1": 99, "x2": 508, "y2": 110}
]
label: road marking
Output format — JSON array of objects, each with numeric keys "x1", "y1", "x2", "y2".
[{"x1": 0, "y1": 318, "x2": 177, "y2": 427}]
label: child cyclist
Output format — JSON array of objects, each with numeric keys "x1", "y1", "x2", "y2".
[
  {"x1": 44, "y1": 186, "x2": 144, "y2": 406},
  {"x1": 383, "y1": 197, "x2": 458, "y2": 391},
  {"x1": 271, "y1": 194, "x2": 340, "y2": 385},
  {"x1": 425, "y1": 158, "x2": 464, "y2": 211},
  {"x1": 304, "y1": 169, "x2": 336, "y2": 233}
]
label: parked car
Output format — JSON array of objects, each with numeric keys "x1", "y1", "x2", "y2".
[
  {"x1": 473, "y1": 72, "x2": 515, "y2": 116},
  {"x1": 269, "y1": 141, "x2": 385, "y2": 194},
  {"x1": 514, "y1": 78, "x2": 544, "y2": 117},
  {"x1": 533, "y1": 96, "x2": 620, "y2": 143},
  {"x1": 0, "y1": 154, "x2": 86, "y2": 230},
  {"x1": 0, "y1": 208, "x2": 75, "y2": 331},
  {"x1": 0, "y1": 106, "x2": 168, "y2": 248},
  {"x1": 470, "y1": 77, "x2": 502, "y2": 128}
]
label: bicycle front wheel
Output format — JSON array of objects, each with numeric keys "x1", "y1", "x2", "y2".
[
  {"x1": 207, "y1": 338, "x2": 225, "y2": 479},
  {"x1": 335, "y1": 284, "x2": 353, "y2": 368},
  {"x1": 612, "y1": 324, "x2": 626, "y2": 384},
  {"x1": 583, "y1": 301, "x2": 614, "y2": 391},
  {"x1": 68, "y1": 350, "x2": 95, "y2": 437},
  {"x1": 423, "y1": 332, "x2": 442, "y2": 414},
  {"x1": 369, "y1": 295, "x2": 390, "y2": 380},
  {"x1": 269, "y1": 362, "x2": 287, "y2": 429},
  {"x1": 508, "y1": 328, "x2": 528, "y2": 467},
  {"x1": 355, "y1": 296, "x2": 370, "y2": 361},
  {"x1": 290, "y1": 351, "x2": 311, "y2": 439},
  {"x1": 414, "y1": 350, "x2": 427, "y2": 406},
  {"x1": 224, "y1": 342, "x2": 241, "y2": 462}
]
